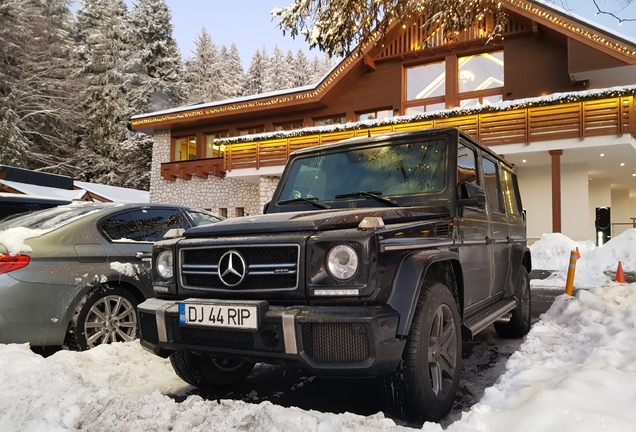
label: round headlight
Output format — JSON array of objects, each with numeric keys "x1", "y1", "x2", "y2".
[
  {"x1": 156, "y1": 250, "x2": 174, "y2": 279},
  {"x1": 327, "y1": 245, "x2": 359, "y2": 280}
]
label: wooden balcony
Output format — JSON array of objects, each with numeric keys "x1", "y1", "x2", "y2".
[
  {"x1": 161, "y1": 96, "x2": 635, "y2": 179},
  {"x1": 161, "y1": 158, "x2": 225, "y2": 181},
  {"x1": 224, "y1": 96, "x2": 635, "y2": 172}
]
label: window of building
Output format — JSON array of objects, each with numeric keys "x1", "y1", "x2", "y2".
[
  {"x1": 236, "y1": 207, "x2": 245, "y2": 217},
  {"x1": 206, "y1": 132, "x2": 228, "y2": 158},
  {"x1": 175, "y1": 136, "x2": 197, "y2": 161},
  {"x1": 404, "y1": 51, "x2": 504, "y2": 113},
  {"x1": 275, "y1": 121, "x2": 304, "y2": 131},
  {"x1": 219, "y1": 208, "x2": 227, "y2": 218},
  {"x1": 237, "y1": 126, "x2": 264, "y2": 136},
  {"x1": 314, "y1": 115, "x2": 346, "y2": 126},
  {"x1": 357, "y1": 109, "x2": 393, "y2": 121}
]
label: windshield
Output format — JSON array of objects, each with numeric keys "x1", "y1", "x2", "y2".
[
  {"x1": 279, "y1": 139, "x2": 447, "y2": 202},
  {"x1": 0, "y1": 203, "x2": 102, "y2": 231}
]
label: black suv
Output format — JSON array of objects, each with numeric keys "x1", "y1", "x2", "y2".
[{"x1": 138, "y1": 127, "x2": 531, "y2": 422}]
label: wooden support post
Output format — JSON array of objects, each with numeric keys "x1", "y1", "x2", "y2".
[{"x1": 549, "y1": 150, "x2": 563, "y2": 233}]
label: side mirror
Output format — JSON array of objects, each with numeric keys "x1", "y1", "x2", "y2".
[{"x1": 457, "y1": 182, "x2": 486, "y2": 209}]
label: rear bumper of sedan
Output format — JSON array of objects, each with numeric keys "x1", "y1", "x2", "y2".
[
  {"x1": 0, "y1": 274, "x2": 79, "y2": 346},
  {"x1": 138, "y1": 297, "x2": 406, "y2": 377}
]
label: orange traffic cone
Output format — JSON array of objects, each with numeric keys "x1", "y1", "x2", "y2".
[
  {"x1": 576, "y1": 247, "x2": 581, "y2": 260},
  {"x1": 616, "y1": 261, "x2": 626, "y2": 283}
]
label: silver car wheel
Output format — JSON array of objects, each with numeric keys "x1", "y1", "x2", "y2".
[{"x1": 83, "y1": 294, "x2": 137, "y2": 348}]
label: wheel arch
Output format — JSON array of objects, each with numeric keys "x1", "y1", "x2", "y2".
[
  {"x1": 387, "y1": 249, "x2": 464, "y2": 337},
  {"x1": 61, "y1": 277, "x2": 149, "y2": 334}
]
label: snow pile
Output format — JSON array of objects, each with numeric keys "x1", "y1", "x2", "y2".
[
  {"x1": 446, "y1": 282, "x2": 636, "y2": 432},
  {"x1": 3, "y1": 281, "x2": 636, "y2": 431},
  {"x1": 110, "y1": 262, "x2": 139, "y2": 279},
  {"x1": 0, "y1": 227, "x2": 49, "y2": 255},
  {"x1": 530, "y1": 229, "x2": 636, "y2": 290}
]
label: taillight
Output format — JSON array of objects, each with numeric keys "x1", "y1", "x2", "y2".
[{"x1": 0, "y1": 253, "x2": 31, "y2": 274}]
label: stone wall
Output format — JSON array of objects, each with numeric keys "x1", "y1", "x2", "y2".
[{"x1": 149, "y1": 132, "x2": 280, "y2": 217}]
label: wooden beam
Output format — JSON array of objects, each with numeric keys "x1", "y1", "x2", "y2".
[
  {"x1": 532, "y1": 20, "x2": 541, "y2": 41},
  {"x1": 549, "y1": 149, "x2": 563, "y2": 233},
  {"x1": 363, "y1": 55, "x2": 376, "y2": 71}
]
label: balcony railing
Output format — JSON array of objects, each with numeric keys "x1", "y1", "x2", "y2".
[
  {"x1": 161, "y1": 96, "x2": 635, "y2": 179},
  {"x1": 161, "y1": 158, "x2": 225, "y2": 181}
]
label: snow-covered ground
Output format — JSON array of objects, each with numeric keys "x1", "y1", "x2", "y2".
[{"x1": 2, "y1": 231, "x2": 636, "y2": 431}]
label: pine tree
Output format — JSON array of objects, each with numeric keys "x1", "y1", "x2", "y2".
[
  {"x1": 243, "y1": 46, "x2": 268, "y2": 96},
  {"x1": 74, "y1": 0, "x2": 130, "y2": 185},
  {"x1": 0, "y1": 0, "x2": 81, "y2": 174},
  {"x1": 263, "y1": 45, "x2": 292, "y2": 92},
  {"x1": 126, "y1": 0, "x2": 183, "y2": 114},
  {"x1": 122, "y1": 0, "x2": 183, "y2": 189},
  {"x1": 291, "y1": 49, "x2": 312, "y2": 87},
  {"x1": 183, "y1": 27, "x2": 221, "y2": 103},
  {"x1": 219, "y1": 43, "x2": 244, "y2": 99}
]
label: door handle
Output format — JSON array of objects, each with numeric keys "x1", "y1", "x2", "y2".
[{"x1": 485, "y1": 236, "x2": 495, "y2": 245}]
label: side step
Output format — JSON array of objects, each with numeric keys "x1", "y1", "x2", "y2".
[{"x1": 462, "y1": 298, "x2": 517, "y2": 338}]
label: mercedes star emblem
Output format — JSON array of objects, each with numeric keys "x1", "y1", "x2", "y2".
[{"x1": 218, "y1": 250, "x2": 247, "y2": 287}]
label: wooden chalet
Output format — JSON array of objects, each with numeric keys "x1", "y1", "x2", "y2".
[{"x1": 130, "y1": 0, "x2": 636, "y2": 242}]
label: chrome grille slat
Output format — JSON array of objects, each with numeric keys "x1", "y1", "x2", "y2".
[{"x1": 179, "y1": 244, "x2": 300, "y2": 291}]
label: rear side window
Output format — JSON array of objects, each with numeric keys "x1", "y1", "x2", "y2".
[
  {"x1": 501, "y1": 167, "x2": 521, "y2": 216},
  {"x1": 102, "y1": 211, "x2": 145, "y2": 242},
  {"x1": 482, "y1": 157, "x2": 504, "y2": 213},
  {"x1": 186, "y1": 210, "x2": 222, "y2": 226},
  {"x1": 134, "y1": 208, "x2": 190, "y2": 242}
]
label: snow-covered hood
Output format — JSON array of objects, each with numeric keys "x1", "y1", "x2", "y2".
[{"x1": 184, "y1": 206, "x2": 451, "y2": 237}]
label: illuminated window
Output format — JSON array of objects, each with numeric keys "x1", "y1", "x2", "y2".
[
  {"x1": 407, "y1": 61, "x2": 446, "y2": 100},
  {"x1": 404, "y1": 51, "x2": 504, "y2": 113},
  {"x1": 314, "y1": 115, "x2": 346, "y2": 126},
  {"x1": 275, "y1": 121, "x2": 304, "y2": 131},
  {"x1": 175, "y1": 136, "x2": 197, "y2": 161},
  {"x1": 206, "y1": 132, "x2": 228, "y2": 158},
  {"x1": 358, "y1": 109, "x2": 393, "y2": 121},
  {"x1": 237, "y1": 126, "x2": 264, "y2": 136}
]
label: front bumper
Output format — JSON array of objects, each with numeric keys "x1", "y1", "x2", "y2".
[{"x1": 138, "y1": 298, "x2": 405, "y2": 377}]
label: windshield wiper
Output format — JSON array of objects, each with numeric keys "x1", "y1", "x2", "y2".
[
  {"x1": 276, "y1": 197, "x2": 331, "y2": 209},
  {"x1": 334, "y1": 191, "x2": 399, "y2": 207}
]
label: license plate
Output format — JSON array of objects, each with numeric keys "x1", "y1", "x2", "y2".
[{"x1": 179, "y1": 303, "x2": 258, "y2": 330}]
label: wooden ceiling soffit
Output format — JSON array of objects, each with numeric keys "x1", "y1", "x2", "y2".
[
  {"x1": 505, "y1": 0, "x2": 636, "y2": 63},
  {"x1": 130, "y1": 51, "x2": 365, "y2": 133},
  {"x1": 375, "y1": 13, "x2": 530, "y2": 61}
]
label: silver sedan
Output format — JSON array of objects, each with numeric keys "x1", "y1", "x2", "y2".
[{"x1": 0, "y1": 202, "x2": 221, "y2": 350}]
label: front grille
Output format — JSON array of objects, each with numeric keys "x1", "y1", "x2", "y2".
[
  {"x1": 180, "y1": 244, "x2": 300, "y2": 291},
  {"x1": 139, "y1": 312, "x2": 159, "y2": 344},
  {"x1": 301, "y1": 323, "x2": 370, "y2": 363},
  {"x1": 169, "y1": 317, "x2": 283, "y2": 353}
]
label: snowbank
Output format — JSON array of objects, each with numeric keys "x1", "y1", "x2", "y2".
[{"x1": 530, "y1": 229, "x2": 636, "y2": 290}]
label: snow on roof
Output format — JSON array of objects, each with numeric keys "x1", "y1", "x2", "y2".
[
  {"x1": 0, "y1": 179, "x2": 86, "y2": 201},
  {"x1": 531, "y1": 0, "x2": 636, "y2": 46},
  {"x1": 74, "y1": 181, "x2": 149, "y2": 203}
]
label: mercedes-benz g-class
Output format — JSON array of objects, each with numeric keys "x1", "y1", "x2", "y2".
[{"x1": 138, "y1": 127, "x2": 531, "y2": 422}]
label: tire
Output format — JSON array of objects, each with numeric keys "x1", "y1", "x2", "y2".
[
  {"x1": 170, "y1": 350, "x2": 255, "y2": 388},
  {"x1": 494, "y1": 265, "x2": 531, "y2": 338},
  {"x1": 65, "y1": 285, "x2": 139, "y2": 351},
  {"x1": 384, "y1": 282, "x2": 462, "y2": 423}
]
